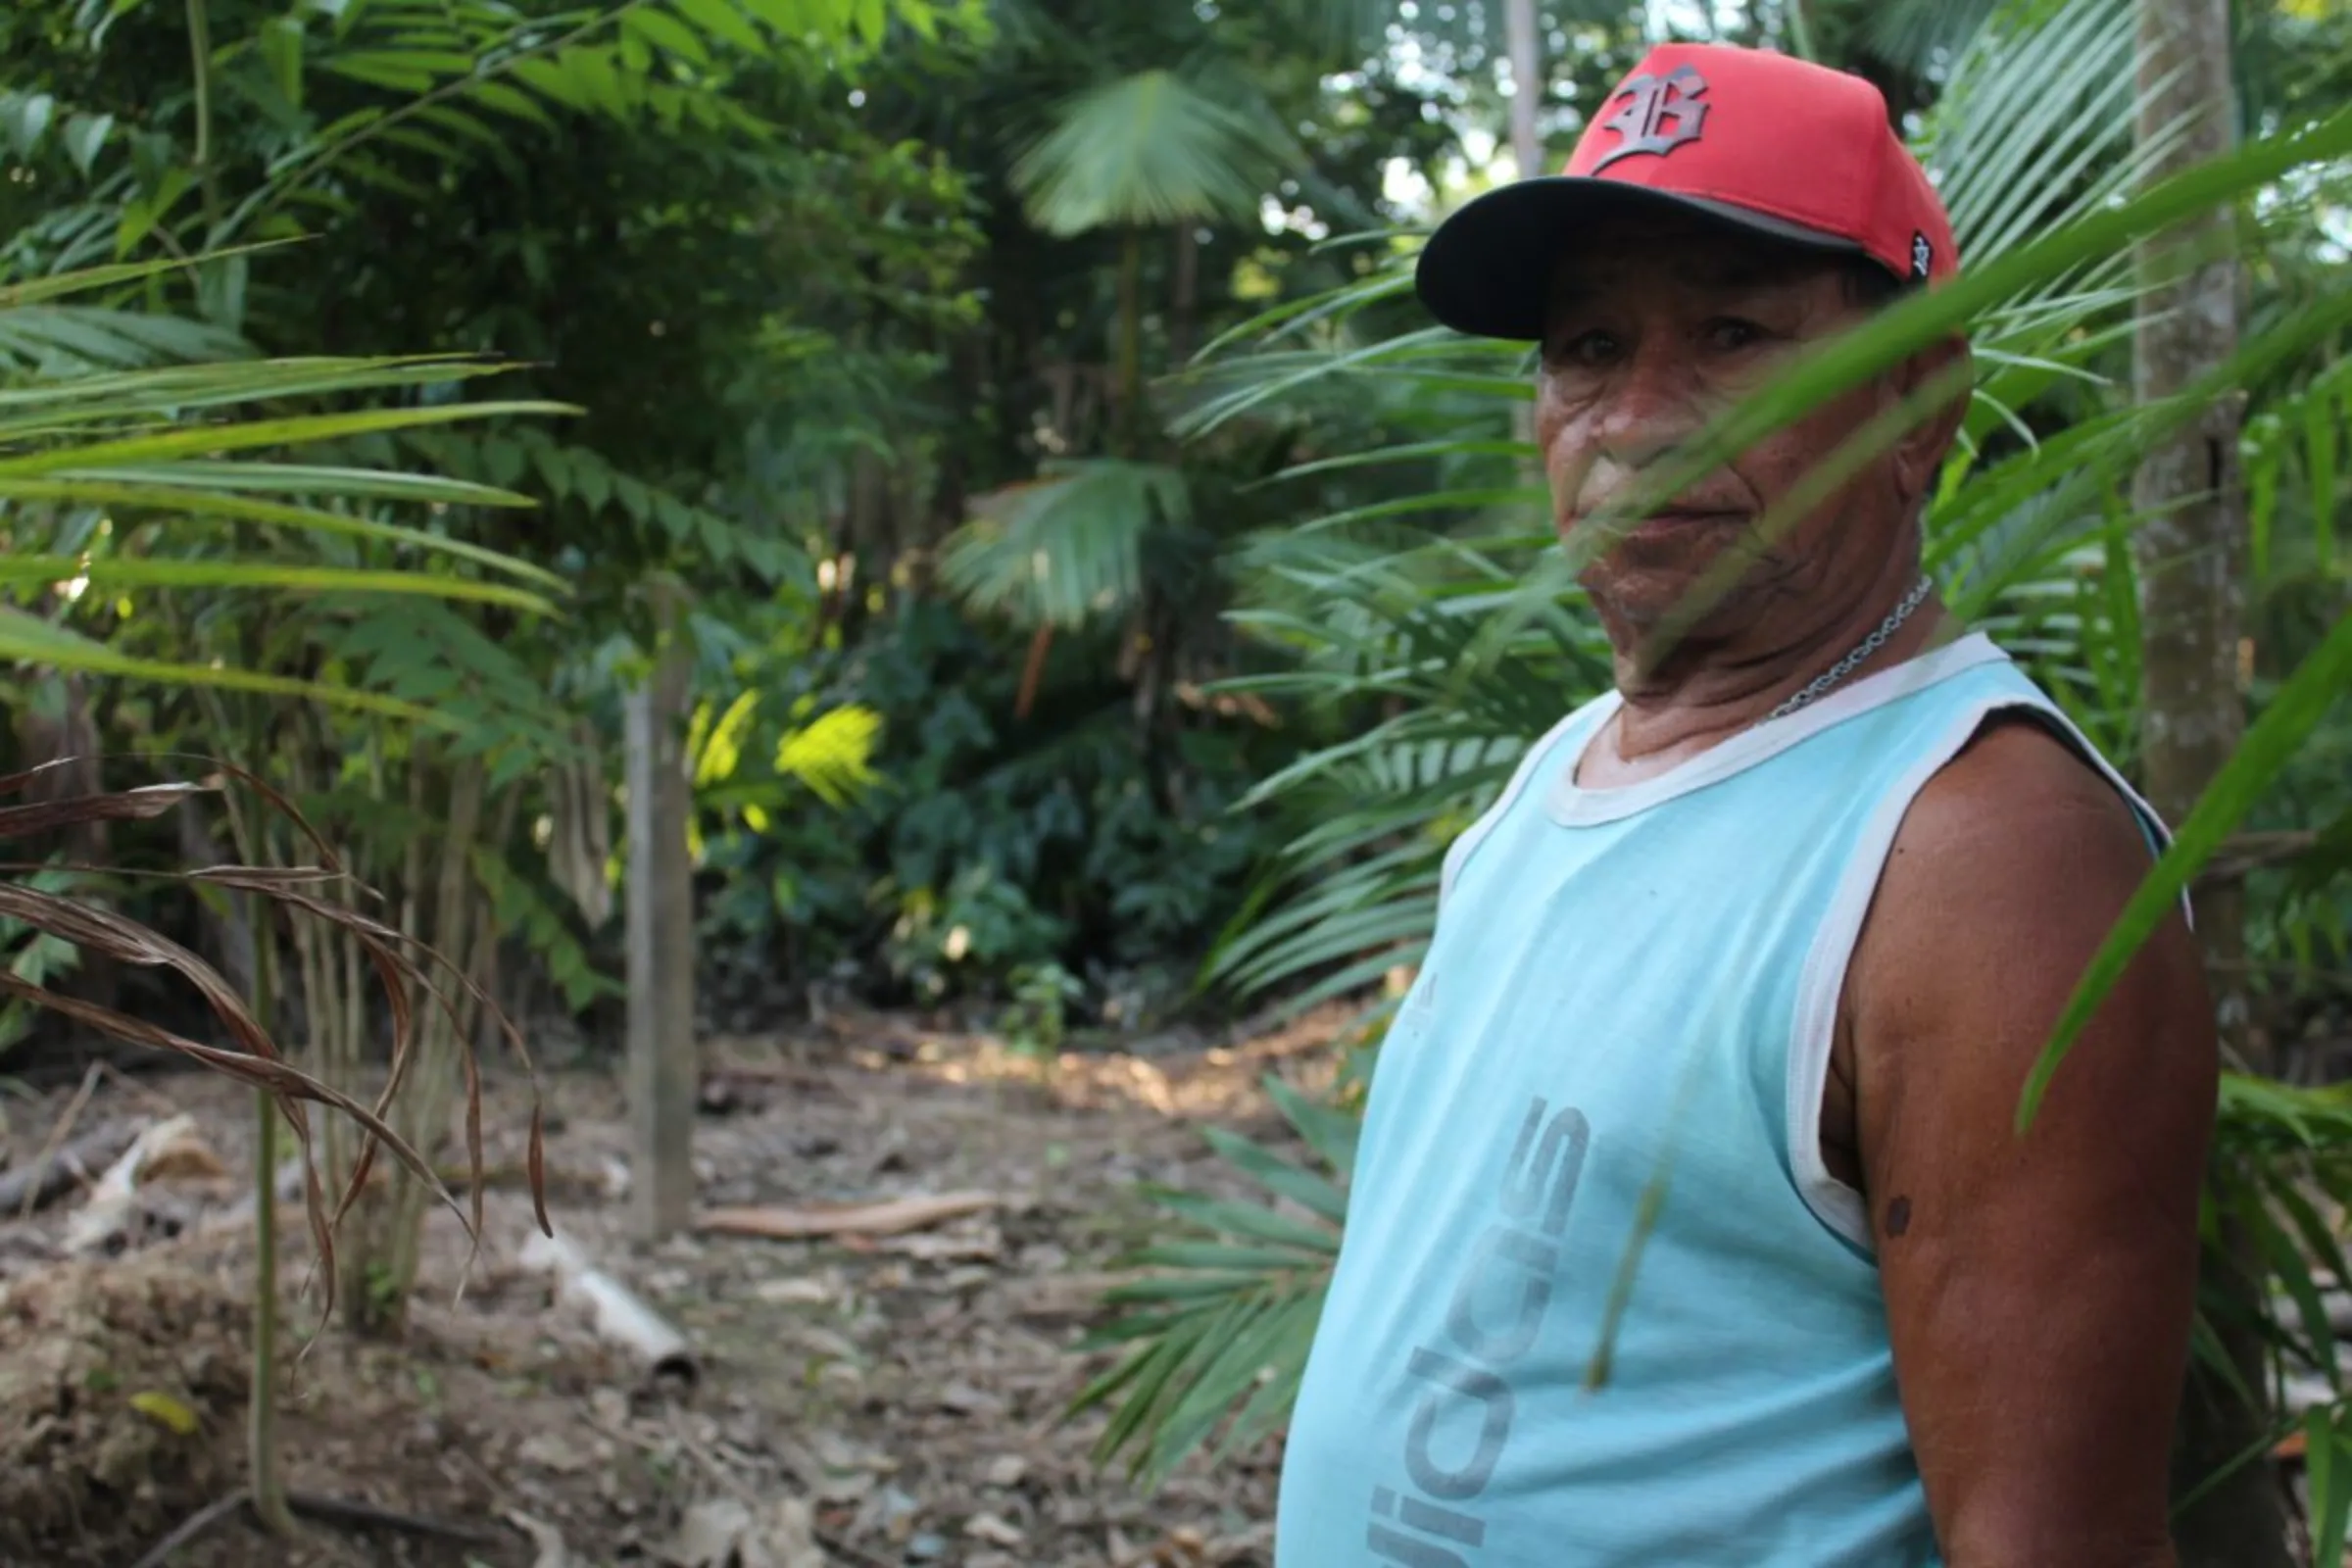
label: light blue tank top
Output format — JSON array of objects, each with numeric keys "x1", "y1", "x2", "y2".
[{"x1": 1273, "y1": 632, "x2": 2169, "y2": 1567}]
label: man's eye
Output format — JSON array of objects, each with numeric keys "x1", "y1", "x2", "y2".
[
  {"x1": 1551, "y1": 330, "x2": 1619, "y2": 367},
  {"x1": 1706, "y1": 318, "x2": 1767, "y2": 351}
]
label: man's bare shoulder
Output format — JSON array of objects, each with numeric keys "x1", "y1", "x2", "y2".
[
  {"x1": 1883, "y1": 709, "x2": 2165, "y2": 932},
  {"x1": 1851, "y1": 704, "x2": 2210, "y2": 1102}
]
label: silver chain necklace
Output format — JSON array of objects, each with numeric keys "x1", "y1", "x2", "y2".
[{"x1": 1766, "y1": 575, "x2": 1936, "y2": 722}]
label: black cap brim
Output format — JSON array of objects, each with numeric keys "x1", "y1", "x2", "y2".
[{"x1": 1413, "y1": 177, "x2": 1867, "y2": 342}]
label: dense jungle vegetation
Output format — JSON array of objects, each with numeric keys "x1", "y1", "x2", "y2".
[{"x1": 3, "y1": 0, "x2": 2352, "y2": 1563}]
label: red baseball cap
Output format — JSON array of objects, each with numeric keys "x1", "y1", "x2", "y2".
[{"x1": 1415, "y1": 43, "x2": 1959, "y2": 341}]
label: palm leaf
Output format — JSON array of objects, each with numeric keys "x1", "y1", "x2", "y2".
[
  {"x1": 0, "y1": 555, "x2": 557, "y2": 613},
  {"x1": 0, "y1": 306, "x2": 253, "y2": 373},
  {"x1": 773, "y1": 704, "x2": 886, "y2": 809},
  {"x1": 1010, "y1": 71, "x2": 1296, "y2": 237},
  {"x1": 1854, "y1": 0, "x2": 2006, "y2": 74},
  {"x1": 0, "y1": 262, "x2": 573, "y2": 710},
  {"x1": 938, "y1": 459, "x2": 1190, "y2": 629},
  {"x1": 0, "y1": 610, "x2": 445, "y2": 723},
  {"x1": 1071, "y1": 1073, "x2": 1348, "y2": 1488}
]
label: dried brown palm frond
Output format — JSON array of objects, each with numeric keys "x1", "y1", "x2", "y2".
[{"x1": 0, "y1": 753, "x2": 551, "y2": 1326}]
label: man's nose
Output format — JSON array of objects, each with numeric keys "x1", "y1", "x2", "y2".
[{"x1": 1591, "y1": 343, "x2": 1708, "y2": 470}]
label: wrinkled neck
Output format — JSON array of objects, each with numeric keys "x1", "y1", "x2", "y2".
[{"x1": 1592, "y1": 570, "x2": 1953, "y2": 781}]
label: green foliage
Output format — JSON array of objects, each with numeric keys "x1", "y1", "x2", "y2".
[
  {"x1": 937, "y1": 459, "x2": 1187, "y2": 629},
  {"x1": 1072, "y1": 1075, "x2": 1349, "y2": 1488},
  {"x1": 399, "y1": 428, "x2": 803, "y2": 585},
  {"x1": 693, "y1": 593, "x2": 1285, "y2": 1010},
  {"x1": 3, "y1": 0, "x2": 1004, "y2": 1059},
  {"x1": 689, "y1": 632, "x2": 890, "y2": 835},
  {"x1": 311, "y1": 597, "x2": 574, "y2": 763},
  {"x1": 0, "y1": 259, "x2": 568, "y2": 713},
  {"x1": 2191, "y1": 1073, "x2": 2352, "y2": 1548},
  {"x1": 884, "y1": 862, "x2": 1071, "y2": 1000},
  {"x1": 2, "y1": 0, "x2": 988, "y2": 265},
  {"x1": 1010, "y1": 69, "x2": 1295, "y2": 237},
  {"x1": 1001, "y1": 958, "x2": 1084, "y2": 1058},
  {"x1": 471, "y1": 846, "x2": 620, "y2": 1013}
]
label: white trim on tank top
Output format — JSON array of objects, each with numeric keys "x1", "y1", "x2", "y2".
[{"x1": 1544, "y1": 630, "x2": 2014, "y2": 826}]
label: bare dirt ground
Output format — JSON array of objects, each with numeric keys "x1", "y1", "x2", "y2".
[{"x1": 0, "y1": 1005, "x2": 1355, "y2": 1568}]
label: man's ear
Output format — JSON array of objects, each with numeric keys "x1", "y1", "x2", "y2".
[{"x1": 1889, "y1": 333, "x2": 1973, "y2": 509}]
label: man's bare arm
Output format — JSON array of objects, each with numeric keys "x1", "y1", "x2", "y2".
[{"x1": 1843, "y1": 716, "x2": 2217, "y2": 1567}]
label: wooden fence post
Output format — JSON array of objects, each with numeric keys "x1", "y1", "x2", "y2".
[{"x1": 625, "y1": 594, "x2": 697, "y2": 1241}]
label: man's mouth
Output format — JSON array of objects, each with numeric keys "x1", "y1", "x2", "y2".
[
  {"x1": 1569, "y1": 507, "x2": 1746, "y2": 539},
  {"x1": 1635, "y1": 508, "x2": 1741, "y2": 530}
]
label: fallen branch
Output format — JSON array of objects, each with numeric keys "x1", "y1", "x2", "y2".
[
  {"x1": 517, "y1": 1226, "x2": 697, "y2": 1387},
  {"x1": 0, "y1": 1118, "x2": 135, "y2": 1217},
  {"x1": 14, "y1": 1063, "x2": 102, "y2": 1218},
  {"x1": 288, "y1": 1489, "x2": 505, "y2": 1544},
  {"x1": 125, "y1": 1488, "x2": 249, "y2": 1568},
  {"x1": 128, "y1": 1488, "x2": 504, "y2": 1568},
  {"x1": 697, "y1": 1191, "x2": 999, "y2": 1242}
]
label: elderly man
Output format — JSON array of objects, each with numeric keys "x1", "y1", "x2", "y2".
[{"x1": 1272, "y1": 41, "x2": 2215, "y2": 1568}]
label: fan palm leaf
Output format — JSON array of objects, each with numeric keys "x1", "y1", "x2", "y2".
[
  {"x1": 1010, "y1": 70, "x2": 1297, "y2": 237},
  {"x1": 937, "y1": 458, "x2": 1190, "y2": 630},
  {"x1": 1849, "y1": 0, "x2": 2007, "y2": 75}
]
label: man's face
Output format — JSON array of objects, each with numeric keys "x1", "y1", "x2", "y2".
[{"x1": 1535, "y1": 211, "x2": 1952, "y2": 642}]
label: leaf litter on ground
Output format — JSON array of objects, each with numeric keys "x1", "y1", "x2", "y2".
[{"x1": 0, "y1": 1003, "x2": 1353, "y2": 1566}]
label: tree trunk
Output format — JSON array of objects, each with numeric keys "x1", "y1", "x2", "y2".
[
  {"x1": 1502, "y1": 0, "x2": 1544, "y2": 180},
  {"x1": 1503, "y1": 0, "x2": 1544, "y2": 457},
  {"x1": 1170, "y1": 223, "x2": 1200, "y2": 369},
  {"x1": 625, "y1": 593, "x2": 698, "y2": 1244},
  {"x1": 1115, "y1": 225, "x2": 1145, "y2": 457},
  {"x1": 2130, "y1": 3, "x2": 2278, "y2": 1564}
]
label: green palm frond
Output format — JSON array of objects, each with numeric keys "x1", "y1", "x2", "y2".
[
  {"x1": 1071, "y1": 1076, "x2": 1350, "y2": 1489},
  {"x1": 774, "y1": 703, "x2": 886, "y2": 809},
  {"x1": 0, "y1": 259, "x2": 570, "y2": 710},
  {"x1": 312, "y1": 596, "x2": 573, "y2": 759},
  {"x1": 1924, "y1": 0, "x2": 2169, "y2": 292},
  {"x1": 1852, "y1": 0, "x2": 2005, "y2": 74},
  {"x1": 1010, "y1": 70, "x2": 1295, "y2": 237},
  {"x1": 937, "y1": 459, "x2": 1191, "y2": 629},
  {"x1": 0, "y1": 305, "x2": 252, "y2": 374},
  {"x1": 1205, "y1": 527, "x2": 1603, "y2": 1008},
  {"x1": 0, "y1": 609, "x2": 439, "y2": 721}
]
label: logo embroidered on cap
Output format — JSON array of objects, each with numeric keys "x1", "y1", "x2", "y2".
[
  {"x1": 1592, "y1": 65, "x2": 1710, "y2": 172},
  {"x1": 1910, "y1": 231, "x2": 1933, "y2": 279}
]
